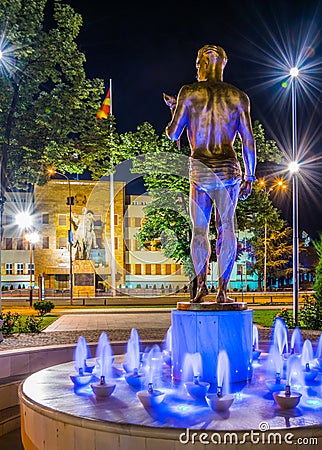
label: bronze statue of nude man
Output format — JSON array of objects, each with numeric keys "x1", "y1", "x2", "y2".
[{"x1": 164, "y1": 44, "x2": 256, "y2": 303}]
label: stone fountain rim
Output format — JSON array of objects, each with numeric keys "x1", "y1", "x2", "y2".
[{"x1": 19, "y1": 384, "x2": 322, "y2": 440}]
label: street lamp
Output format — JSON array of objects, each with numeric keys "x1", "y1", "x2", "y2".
[
  {"x1": 290, "y1": 66, "x2": 300, "y2": 326},
  {"x1": 48, "y1": 168, "x2": 74, "y2": 304},
  {"x1": 25, "y1": 231, "x2": 39, "y2": 307}
]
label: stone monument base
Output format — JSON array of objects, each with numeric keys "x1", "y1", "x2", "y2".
[
  {"x1": 72, "y1": 260, "x2": 96, "y2": 297},
  {"x1": 171, "y1": 308, "x2": 253, "y2": 384}
]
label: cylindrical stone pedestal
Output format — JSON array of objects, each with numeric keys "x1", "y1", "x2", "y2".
[{"x1": 171, "y1": 305, "x2": 253, "y2": 384}]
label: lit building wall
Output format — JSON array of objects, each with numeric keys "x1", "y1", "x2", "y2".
[
  {"x1": 124, "y1": 195, "x2": 189, "y2": 290},
  {"x1": 33, "y1": 179, "x2": 125, "y2": 291}
]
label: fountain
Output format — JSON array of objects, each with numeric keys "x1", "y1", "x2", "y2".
[
  {"x1": 265, "y1": 345, "x2": 287, "y2": 393},
  {"x1": 301, "y1": 339, "x2": 319, "y2": 382},
  {"x1": 19, "y1": 323, "x2": 322, "y2": 449},
  {"x1": 123, "y1": 328, "x2": 145, "y2": 387},
  {"x1": 206, "y1": 350, "x2": 234, "y2": 412},
  {"x1": 70, "y1": 336, "x2": 94, "y2": 386},
  {"x1": 252, "y1": 324, "x2": 261, "y2": 360},
  {"x1": 162, "y1": 326, "x2": 172, "y2": 366},
  {"x1": 314, "y1": 333, "x2": 322, "y2": 370},
  {"x1": 272, "y1": 317, "x2": 289, "y2": 356},
  {"x1": 183, "y1": 352, "x2": 210, "y2": 399},
  {"x1": 273, "y1": 354, "x2": 303, "y2": 409},
  {"x1": 91, "y1": 342, "x2": 116, "y2": 399},
  {"x1": 137, "y1": 345, "x2": 165, "y2": 407}
]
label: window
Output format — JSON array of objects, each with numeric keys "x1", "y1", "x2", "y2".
[
  {"x1": 58, "y1": 237, "x2": 67, "y2": 248},
  {"x1": 156, "y1": 265, "x2": 161, "y2": 275},
  {"x1": 125, "y1": 264, "x2": 131, "y2": 274},
  {"x1": 125, "y1": 239, "x2": 131, "y2": 251},
  {"x1": 27, "y1": 263, "x2": 35, "y2": 275},
  {"x1": 4, "y1": 215, "x2": 13, "y2": 225},
  {"x1": 166, "y1": 264, "x2": 171, "y2": 275},
  {"x1": 58, "y1": 214, "x2": 67, "y2": 226},
  {"x1": 42, "y1": 213, "x2": 49, "y2": 224},
  {"x1": 16, "y1": 263, "x2": 24, "y2": 275},
  {"x1": 16, "y1": 238, "x2": 24, "y2": 250},
  {"x1": 135, "y1": 264, "x2": 141, "y2": 275},
  {"x1": 43, "y1": 236, "x2": 49, "y2": 249},
  {"x1": 132, "y1": 201, "x2": 138, "y2": 205},
  {"x1": 114, "y1": 214, "x2": 118, "y2": 226},
  {"x1": 5, "y1": 263, "x2": 13, "y2": 275},
  {"x1": 5, "y1": 238, "x2": 12, "y2": 250},
  {"x1": 145, "y1": 264, "x2": 151, "y2": 275},
  {"x1": 176, "y1": 264, "x2": 182, "y2": 275},
  {"x1": 114, "y1": 237, "x2": 118, "y2": 250}
]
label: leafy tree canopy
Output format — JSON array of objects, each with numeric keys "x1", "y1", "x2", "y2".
[{"x1": 0, "y1": 0, "x2": 120, "y2": 190}]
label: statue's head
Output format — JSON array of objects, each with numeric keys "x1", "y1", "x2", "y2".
[{"x1": 196, "y1": 45, "x2": 227, "y2": 81}]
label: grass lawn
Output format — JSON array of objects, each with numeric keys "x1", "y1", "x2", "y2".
[
  {"x1": 253, "y1": 309, "x2": 279, "y2": 328},
  {"x1": 10, "y1": 314, "x2": 59, "y2": 333}
]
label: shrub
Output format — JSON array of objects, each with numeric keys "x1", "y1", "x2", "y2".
[
  {"x1": 23, "y1": 316, "x2": 43, "y2": 333},
  {"x1": 33, "y1": 301, "x2": 55, "y2": 317},
  {"x1": 275, "y1": 308, "x2": 294, "y2": 329},
  {"x1": 0, "y1": 311, "x2": 21, "y2": 335},
  {"x1": 298, "y1": 294, "x2": 322, "y2": 330}
]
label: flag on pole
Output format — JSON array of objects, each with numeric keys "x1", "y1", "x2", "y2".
[{"x1": 96, "y1": 88, "x2": 111, "y2": 119}]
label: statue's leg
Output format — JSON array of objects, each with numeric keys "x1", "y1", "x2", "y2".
[
  {"x1": 189, "y1": 183, "x2": 212, "y2": 303},
  {"x1": 213, "y1": 183, "x2": 240, "y2": 303}
]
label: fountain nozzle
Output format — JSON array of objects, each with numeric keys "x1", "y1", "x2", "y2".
[
  {"x1": 148, "y1": 382, "x2": 153, "y2": 394},
  {"x1": 79, "y1": 367, "x2": 84, "y2": 376},
  {"x1": 193, "y1": 375, "x2": 199, "y2": 385},
  {"x1": 305, "y1": 362, "x2": 310, "y2": 372},
  {"x1": 275, "y1": 372, "x2": 281, "y2": 384},
  {"x1": 217, "y1": 386, "x2": 223, "y2": 398},
  {"x1": 100, "y1": 375, "x2": 106, "y2": 385},
  {"x1": 285, "y1": 385, "x2": 291, "y2": 397},
  {"x1": 291, "y1": 347, "x2": 295, "y2": 355}
]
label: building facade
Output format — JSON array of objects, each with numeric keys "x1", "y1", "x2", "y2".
[{"x1": 1, "y1": 182, "x2": 259, "y2": 294}]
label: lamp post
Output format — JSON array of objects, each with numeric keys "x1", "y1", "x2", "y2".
[
  {"x1": 48, "y1": 169, "x2": 74, "y2": 305},
  {"x1": 289, "y1": 66, "x2": 300, "y2": 326},
  {"x1": 25, "y1": 231, "x2": 39, "y2": 307}
]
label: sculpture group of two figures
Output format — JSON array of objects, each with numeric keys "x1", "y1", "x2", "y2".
[{"x1": 164, "y1": 44, "x2": 257, "y2": 303}]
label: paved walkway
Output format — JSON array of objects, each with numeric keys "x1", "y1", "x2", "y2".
[{"x1": 43, "y1": 309, "x2": 172, "y2": 333}]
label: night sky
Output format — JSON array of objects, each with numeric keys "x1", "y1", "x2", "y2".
[{"x1": 59, "y1": 0, "x2": 322, "y2": 237}]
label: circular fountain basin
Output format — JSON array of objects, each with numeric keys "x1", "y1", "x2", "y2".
[
  {"x1": 303, "y1": 368, "x2": 319, "y2": 382},
  {"x1": 70, "y1": 373, "x2": 93, "y2": 387},
  {"x1": 91, "y1": 381, "x2": 116, "y2": 399},
  {"x1": 206, "y1": 393, "x2": 234, "y2": 412},
  {"x1": 265, "y1": 379, "x2": 287, "y2": 393},
  {"x1": 273, "y1": 391, "x2": 302, "y2": 409},
  {"x1": 124, "y1": 371, "x2": 145, "y2": 388},
  {"x1": 19, "y1": 355, "x2": 322, "y2": 450},
  {"x1": 184, "y1": 381, "x2": 210, "y2": 399},
  {"x1": 137, "y1": 389, "x2": 166, "y2": 407}
]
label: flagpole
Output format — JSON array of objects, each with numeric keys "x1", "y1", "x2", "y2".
[{"x1": 109, "y1": 78, "x2": 116, "y2": 296}]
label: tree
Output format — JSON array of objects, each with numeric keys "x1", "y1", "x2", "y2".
[
  {"x1": 132, "y1": 120, "x2": 285, "y2": 291},
  {"x1": 0, "y1": 0, "x2": 120, "y2": 191}
]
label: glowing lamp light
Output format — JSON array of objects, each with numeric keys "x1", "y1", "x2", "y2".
[
  {"x1": 15, "y1": 212, "x2": 32, "y2": 229},
  {"x1": 290, "y1": 67, "x2": 299, "y2": 77},
  {"x1": 288, "y1": 161, "x2": 300, "y2": 173},
  {"x1": 25, "y1": 231, "x2": 39, "y2": 245}
]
